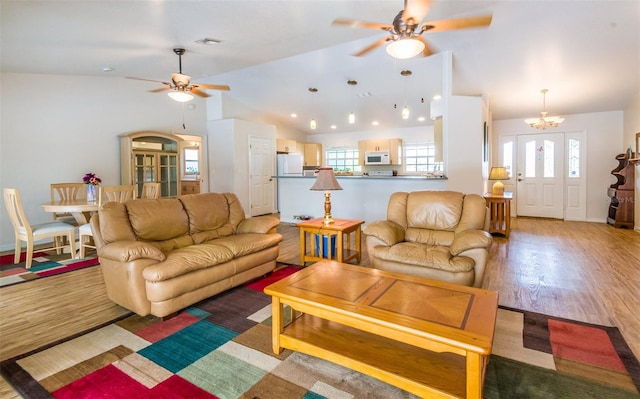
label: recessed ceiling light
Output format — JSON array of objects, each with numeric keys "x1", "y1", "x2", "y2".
[
  {"x1": 417, "y1": 116, "x2": 426, "y2": 122},
  {"x1": 195, "y1": 38, "x2": 221, "y2": 45},
  {"x1": 433, "y1": 94, "x2": 441, "y2": 100},
  {"x1": 102, "y1": 67, "x2": 114, "y2": 72},
  {"x1": 358, "y1": 92, "x2": 372, "y2": 98},
  {"x1": 290, "y1": 113, "x2": 297, "y2": 118},
  {"x1": 331, "y1": 125, "x2": 337, "y2": 129},
  {"x1": 371, "y1": 121, "x2": 379, "y2": 126}
]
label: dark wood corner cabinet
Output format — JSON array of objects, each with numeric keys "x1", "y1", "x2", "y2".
[{"x1": 607, "y1": 153, "x2": 635, "y2": 228}]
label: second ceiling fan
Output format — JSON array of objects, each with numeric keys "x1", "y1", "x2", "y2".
[
  {"x1": 127, "y1": 48, "x2": 230, "y2": 102},
  {"x1": 332, "y1": 0, "x2": 492, "y2": 59}
]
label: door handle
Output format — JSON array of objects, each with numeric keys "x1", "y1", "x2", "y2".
[{"x1": 517, "y1": 178, "x2": 524, "y2": 182}]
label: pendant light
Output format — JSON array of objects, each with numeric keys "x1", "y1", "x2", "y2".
[
  {"x1": 309, "y1": 88, "x2": 318, "y2": 130},
  {"x1": 400, "y1": 70, "x2": 411, "y2": 119},
  {"x1": 347, "y1": 80, "x2": 357, "y2": 124}
]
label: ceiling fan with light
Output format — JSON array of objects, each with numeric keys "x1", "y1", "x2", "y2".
[
  {"x1": 126, "y1": 48, "x2": 230, "y2": 102},
  {"x1": 332, "y1": 0, "x2": 492, "y2": 59}
]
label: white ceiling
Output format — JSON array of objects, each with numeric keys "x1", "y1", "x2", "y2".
[{"x1": 1, "y1": 1, "x2": 638, "y2": 135}]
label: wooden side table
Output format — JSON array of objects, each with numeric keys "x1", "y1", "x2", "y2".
[
  {"x1": 483, "y1": 192, "x2": 512, "y2": 238},
  {"x1": 296, "y1": 218, "x2": 364, "y2": 265}
]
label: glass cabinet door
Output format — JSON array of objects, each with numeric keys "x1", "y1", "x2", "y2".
[
  {"x1": 133, "y1": 153, "x2": 156, "y2": 198},
  {"x1": 159, "y1": 154, "x2": 178, "y2": 197}
]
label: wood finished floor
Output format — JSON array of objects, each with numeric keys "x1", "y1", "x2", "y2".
[{"x1": 1, "y1": 217, "x2": 639, "y2": 397}]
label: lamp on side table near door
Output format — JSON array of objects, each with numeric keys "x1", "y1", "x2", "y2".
[
  {"x1": 488, "y1": 166, "x2": 509, "y2": 195},
  {"x1": 310, "y1": 167, "x2": 343, "y2": 226}
]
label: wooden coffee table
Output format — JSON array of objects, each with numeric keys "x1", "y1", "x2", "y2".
[{"x1": 264, "y1": 260, "x2": 498, "y2": 399}]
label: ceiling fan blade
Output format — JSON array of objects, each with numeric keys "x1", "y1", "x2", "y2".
[
  {"x1": 421, "y1": 15, "x2": 492, "y2": 33},
  {"x1": 126, "y1": 77, "x2": 171, "y2": 85},
  {"x1": 402, "y1": 0, "x2": 432, "y2": 24},
  {"x1": 192, "y1": 83, "x2": 231, "y2": 91},
  {"x1": 332, "y1": 18, "x2": 393, "y2": 31},
  {"x1": 352, "y1": 36, "x2": 392, "y2": 56},
  {"x1": 190, "y1": 88, "x2": 211, "y2": 98},
  {"x1": 415, "y1": 35, "x2": 433, "y2": 56},
  {"x1": 149, "y1": 87, "x2": 171, "y2": 93}
]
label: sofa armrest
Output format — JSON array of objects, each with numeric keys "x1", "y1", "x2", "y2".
[
  {"x1": 237, "y1": 215, "x2": 280, "y2": 234},
  {"x1": 450, "y1": 230, "x2": 493, "y2": 256},
  {"x1": 362, "y1": 220, "x2": 405, "y2": 246},
  {"x1": 98, "y1": 241, "x2": 166, "y2": 263}
]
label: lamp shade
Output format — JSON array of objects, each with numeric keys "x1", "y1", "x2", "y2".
[
  {"x1": 386, "y1": 38, "x2": 425, "y2": 59},
  {"x1": 168, "y1": 91, "x2": 193, "y2": 102},
  {"x1": 488, "y1": 166, "x2": 509, "y2": 180},
  {"x1": 310, "y1": 168, "x2": 343, "y2": 191}
]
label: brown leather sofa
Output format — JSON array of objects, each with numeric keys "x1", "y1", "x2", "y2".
[
  {"x1": 90, "y1": 192, "x2": 282, "y2": 317},
  {"x1": 363, "y1": 190, "x2": 492, "y2": 287}
]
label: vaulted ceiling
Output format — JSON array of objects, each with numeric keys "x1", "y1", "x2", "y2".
[{"x1": 1, "y1": 1, "x2": 638, "y2": 134}]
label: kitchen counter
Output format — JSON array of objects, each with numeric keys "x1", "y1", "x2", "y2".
[
  {"x1": 273, "y1": 175, "x2": 447, "y2": 180},
  {"x1": 275, "y1": 174, "x2": 449, "y2": 224}
]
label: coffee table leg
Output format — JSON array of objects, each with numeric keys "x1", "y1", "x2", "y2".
[
  {"x1": 271, "y1": 297, "x2": 284, "y2": 354},
  {"x1": 466, "y1": 352, "x2": 483, "y2": 399}
]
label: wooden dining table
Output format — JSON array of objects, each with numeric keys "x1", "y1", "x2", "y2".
[{"x1": 41, "y1": 199, "x2": 100, "y2": 225}]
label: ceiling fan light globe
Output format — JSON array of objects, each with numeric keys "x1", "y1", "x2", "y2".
[
  {"x1": 168, "y1": 91, "x2": 194, "y2": 102},
  {"x1": 386, "y1": 38, "x2": 425, "y2": 59}
]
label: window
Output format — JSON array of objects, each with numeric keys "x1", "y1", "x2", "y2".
[
  {"x1": 325, "y1": 147, "x2": 361, "y2": 172},
  {"x1": 184, "y1": 148, "x2": 199, "y2": 175},
  {"x1": 502, "y1": 141, "x2": 513, "y2": 177},
  {"x1": 403, "y1": 142, "x2": 442, "y2": 173}
]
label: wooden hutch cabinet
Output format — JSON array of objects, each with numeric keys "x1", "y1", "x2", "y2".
[
  {"x1": 120, "y1": 131, "x2": 203, "y2": 198},
  {"x1": 606, "y1": 153, "x2": 635, "y2": 228}
]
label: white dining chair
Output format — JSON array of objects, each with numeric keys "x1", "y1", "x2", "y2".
[
  {"x1": 141, "y1": 182, "x2": 161, "y2": 199},
  {"x1": 3, "y1": 188, "x2": 77, "y2": 268},
  {"x1": 79, "y1": 185, "x2": 135, "y2": 258}
]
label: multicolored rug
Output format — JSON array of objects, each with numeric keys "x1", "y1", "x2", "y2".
[
  {"x1": 0, "y1": 250, "x2": 99, "y2": 288},
  {"x1": 1, "y1": 265, "x2": 639, "y2": 398}
]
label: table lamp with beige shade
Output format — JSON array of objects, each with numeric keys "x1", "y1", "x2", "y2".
[
  {"x1": 488, "y1": 166, "x2": 509, "y2": 195},
  {"x1": 310, "y1": 167, "x2": 343, "y2": 225}
]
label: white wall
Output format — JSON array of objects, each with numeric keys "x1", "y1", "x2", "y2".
[
  {"x1": 207, "y1": 118, "x2": 276, "y2": 214},
  {"x1": 493, "y1": 110, "x2": 624, "y2": 222},
  {"x1": 0, "y1": 72, "x2": 208, "y2": 250}
]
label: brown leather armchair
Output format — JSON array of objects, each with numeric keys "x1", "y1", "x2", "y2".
[{"x1": 363, "y1": 191, "x2": 492, "y2": 287}]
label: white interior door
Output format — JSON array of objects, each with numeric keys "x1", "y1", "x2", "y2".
[
  {"x1": 516, "y1": 133, "x2": 564, "y2": 218},
  {"x1": 249, "y1": 136, "x2": 275, "y2": 216}
]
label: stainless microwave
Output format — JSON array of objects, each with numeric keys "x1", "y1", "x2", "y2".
[{"x1": 365, "y1": 151, "x2": 391, "y2": 165}]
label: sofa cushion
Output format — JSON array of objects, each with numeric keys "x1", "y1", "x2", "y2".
[
  {"x1": 371, "y1": 242, "x2": 475, "y2": 273},
  {"x1": 406, "y1": 191, "x2": 464, "y2": 231},
  {"x1": 126, "y1": 198, "x2": 190, "y2": 241},
  {"x1": 204, "y1": 233, "x2": 282, "y2": 258},
  {"x1": 142, "y1": 243, "x2": 234, "y2": 282},
  {"x1": 98, "y1": 202, "x2": 136, "y2": 244},
  {"x1": 180, "y1": 193, "x2": 236, "y2": 244}
]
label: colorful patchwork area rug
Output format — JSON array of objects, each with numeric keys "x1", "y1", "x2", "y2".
[
  {"x1": 1, "y1": 265, "x2": 639, "y2": 398},
  {"x1": 0, "y1": 251, "x2": 99, "y2": 288}
]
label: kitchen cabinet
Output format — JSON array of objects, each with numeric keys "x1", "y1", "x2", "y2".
[
  {"x1": 277, "y1": 139, "x2": 297, "y2": 153},
  {"x1": 358, "y1": 138, "x2": 403, "y2": 165},
  {"x1": 181, "y1": 180, "x2": 200, "y2": 195},
  {"x1": 302, "y1": 143, "x2": 322, "y2": 166}
]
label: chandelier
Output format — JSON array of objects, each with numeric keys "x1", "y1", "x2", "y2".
[{"x1": 524, "y1": 89, "x2": 564, "y2": 130}]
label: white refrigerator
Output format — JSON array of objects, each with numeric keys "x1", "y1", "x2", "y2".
[{"x1": 277, "y1": 154, "x2": 303, "y2": 176}]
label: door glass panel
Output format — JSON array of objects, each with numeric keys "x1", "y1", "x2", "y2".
[
  {"x1": 544, "y1": 140, "x2": 555, "y2": 178},
  {"x1": 502, "y1": 141, "x2": 513, "y2": 177},
  {"x1": 568, "y1": 139, "x2": 580, "y2": 178},
  {"x1": 525, "y1": 140, "x2": 536, "y2": 177}
]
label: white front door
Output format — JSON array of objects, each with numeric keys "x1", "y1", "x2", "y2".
[
  {"x1": 516, "y1": 133, "x2": 565, "y2": 218},
  {"x1": 249, "y1": 136, "x2": 275, "y2": 216}
]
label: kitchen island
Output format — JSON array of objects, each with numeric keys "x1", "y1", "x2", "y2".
[{"x1": 276, "y1": 175, "x2": 447, "y2": 225}]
